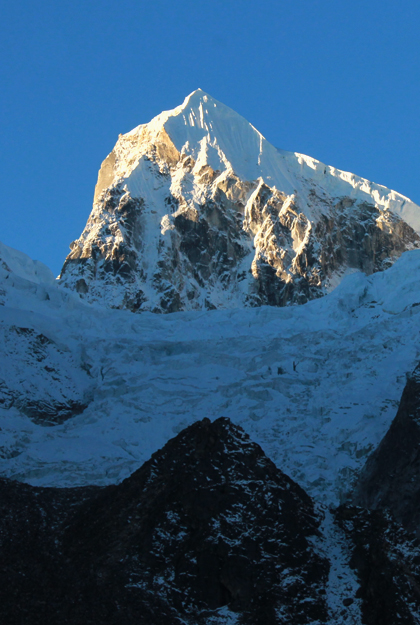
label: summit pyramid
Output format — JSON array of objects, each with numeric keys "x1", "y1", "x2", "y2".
[{"x1": 59, "y1": 89, "x2": 420, "y2": 312}]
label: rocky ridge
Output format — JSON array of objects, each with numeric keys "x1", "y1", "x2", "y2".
[
  {"x1": 335, "y1": 505, "x2": 420, "y2": 625},
  {"x1": 59, "y1": 90, "x2": 420, "y2": 312},
  {"x1": 3, "y1": 416, "x2": 420, "y2": 624},
  {"x1": 0, "y1": 418, "x2": 331, "y2": 625}
]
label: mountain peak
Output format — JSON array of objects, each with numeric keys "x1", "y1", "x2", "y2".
[
  {"x1": 127, "y1": 87, "x2": 266, "y2": 185},
  {"x1": 183, "y1": 87, "x2": 211, "y2": 101},
  {"x1": 59, "y1": 91, "x2": 420, "y2": 314},
  {"x1": 132, "y1": 87, "x2": 223, "y2": 138},
  {"x1": 62, "y1": 417, "x2": 328, "y2": 621}
]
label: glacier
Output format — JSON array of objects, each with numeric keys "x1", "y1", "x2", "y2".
[{"x1": 2, "y1": 237, "x2": 420, "y2": 505}]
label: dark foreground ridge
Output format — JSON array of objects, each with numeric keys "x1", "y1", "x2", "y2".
[
  {"x1": 336, "y1": 505, "x2": 420, "y2": 625},
  {"x1": 3, "y1": 416, "x2": 420, "y2": 623},
  {"x1": 0, "y1": 417, "x2": 330, "y2": 624},
  {"x1": 345, "y1": 361, "x2": 420, "y2": 624}
]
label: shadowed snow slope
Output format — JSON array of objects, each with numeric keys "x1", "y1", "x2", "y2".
[
  {"x1": 59, "y1": 90, "x2": 420, "y2": 312},
  {"x1": 0, "y1": 240, "x2": 55, "y2": 284},
  {"x1": 3, "y1": 240, "x2": 420, "y2": 506}
]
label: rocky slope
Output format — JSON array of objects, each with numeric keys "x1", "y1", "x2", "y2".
[
  {"x1": 0, "y1": 243, "x2": 93, "y2": 429},
  {"x1": 335, "y1": 505, "x2": 420, "y2": 625},
  {"x1": 336, "y1": 361, "x2": 420, "y2": 623},
  {"x1": 59, "y1": 89, "x2": 420, "y2": 312},
  {"x1": 4, "y1": 416, "x2": 420, "y2": 624},
  {"x1": 0, "y1": 418, "x2": 331, "y2": 625},
  {"x1": 353, "y1": 362, "x2": 420, "y2": 537}
]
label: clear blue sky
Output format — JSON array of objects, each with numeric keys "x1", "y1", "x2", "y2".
[{"x1": 2, "y1": 0, "x2": 420, "y2": 276}]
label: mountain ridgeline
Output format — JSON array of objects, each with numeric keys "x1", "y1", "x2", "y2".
[{"x1": 59, "y1": 89, "x2": 420, "y2": 312}]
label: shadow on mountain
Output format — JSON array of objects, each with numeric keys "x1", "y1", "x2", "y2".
[
  {"x1": 4, "y1": 401, "x2": 420, "y2": 624},
  {"x1": 0, "y1": 417, "x2": 329, "y2": 625}
]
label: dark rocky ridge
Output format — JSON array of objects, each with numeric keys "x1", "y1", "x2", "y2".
[
  {"x1": 353, "y1": 363, "x2": 420, "y2": 537},
  {"x1": 336, "y1": 505, "x2": 420, "y2": 625},
  {"x1": 62, "y1": 417, "x2": 330, "y2": 624},
  {"x1": 0, "y1": 478, "x2": 95, "y2": 624},
  {"x1": 335, "y1": 361, "x2": 420, "y2": 624},
  {"x1": 3, "y1": 415, "x2": 420, "y2": 623},
  {"x1": 0, "y1": 417, "x2": 330, "y2": 624}
]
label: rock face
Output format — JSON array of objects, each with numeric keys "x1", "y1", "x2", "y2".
[
  {"x1": 0, "y1": 417, "x2": 330, "y2": 624},
  {"x1": 59, "y1": 89, "x2": 420, "y2": 312},
  {"x1": 336, "y1": 505, "x2": 420, "y2": 625},
  {"x1": 353, "y1": 363, "x2": 420, "y2": 537},
  {"x1": 0, "y1": 325, "x2": 90, "y2": 426},
  {"x1": 337, "y1": 362, "x2": 420, "y2": 624},
  {"x1": 0, "y1": 477, "x2": 95, "y2": 625}
]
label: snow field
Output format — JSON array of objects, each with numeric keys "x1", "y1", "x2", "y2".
[{"x1": 1, "y1": 243, "x2": 420, "y2": 507}]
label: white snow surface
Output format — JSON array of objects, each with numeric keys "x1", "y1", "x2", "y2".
[
  {"x1": 117, "y1": 89, "x2": 420, "y2": 232},
  {"x1": 1, "y1": 242, "x2": 420, "y2": 507},
  {"x1": 0, "y1": 240, "x2": 55, "y2": 284}
]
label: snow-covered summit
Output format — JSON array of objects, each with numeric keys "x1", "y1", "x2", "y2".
[
  {"x1": 59, "y1": 90, "x2": 420, "y2": 313},
  {"x1": 113, "y1": 88, "x2": 419, "y2": 226},
  {"x1": 124, "y1": 88, "x2": 281, "y2": 188}
]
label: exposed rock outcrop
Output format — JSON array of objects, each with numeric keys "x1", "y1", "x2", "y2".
[
  {"x1": 335, "y1": 361, "x2": 420, "y2": 623},
  {"x1": 0, "y1": 324, "x2": 91, "y2": 427},
  {"x1": 63, "y1": 417, "x2": 330, "y2": 624}
]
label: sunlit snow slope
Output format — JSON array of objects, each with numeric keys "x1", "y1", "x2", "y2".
[
  {"x1": 2, "y1": 239, "x2": 420, "y2": 505},
  {"x1": 59, "y1": 90, "x2": 420, "y2": 312}
]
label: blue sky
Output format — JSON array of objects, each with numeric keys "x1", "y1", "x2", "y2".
[{"x1": 2, "y1": 0, "x2": 420, "y2": 275}]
